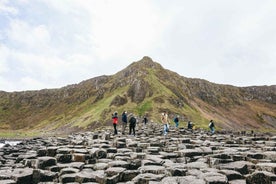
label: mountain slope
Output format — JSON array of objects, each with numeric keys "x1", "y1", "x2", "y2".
[{"x1": 0, "y1": 56, "x2": 275, "y2": 137}]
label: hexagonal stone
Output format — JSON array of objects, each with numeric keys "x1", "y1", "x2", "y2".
[
  {"x1": 36, "y1": 157, "x2": 57, "y2": 169},
  {"x1": 256, "y1": 162, "x2": 276, "y2": 174},
  {"x1": 139, "y1": 165, "x2": 166, "y2": 175},
  {"x1": 11, "y1": 168, "x2": 33, "y2": 184},
  {"x1": 219, "y1": 161, "x2": 255, "y2": 174},
  {"x1": 246, "y1": 171, "x2": 276, "y2": 184},
  {"x1": 203, "y1": 172, "x2": 228, "y2": 184},
  {"x1": 219, "y1": 169, "x2": 243, "y2": 180},
  {"x1": 132, "y1": 173, "x2": 164, "y2": 184}
]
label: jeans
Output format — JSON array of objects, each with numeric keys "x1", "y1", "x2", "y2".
[
  {"x1": 164, "y1": 124, "x2": 168, "y2": 135},
  {"x1": 210, "y1": 127, "x2": 215, "y2": 134}
]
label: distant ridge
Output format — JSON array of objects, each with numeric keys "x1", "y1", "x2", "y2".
[{"x1": 0, "y1": 56, "x2": 275, "y2": 137}]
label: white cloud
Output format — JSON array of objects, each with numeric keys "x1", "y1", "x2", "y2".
[
  {"x1": 0, "y1": 45, "x2": 10, "y2": 73},
  {"x1": 0, "y1": 0, "x2": 18, "y2": 15},
  {"x1": 88, "y1": 1, "x2": 166, "y2": 60},
  {"x1": 0, "y1": 0, "x2": 276, "y2": 92},
  {"x1": 7, "y1": 20, "x2": 51, "y2": 53},
  {"x1": 19, "y1": 76, "x2": 46, "y2": 91}
]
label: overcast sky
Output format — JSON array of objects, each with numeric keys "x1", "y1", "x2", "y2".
[{"x1": 1, "y1": 0, "x2": 276, "y2": 92}]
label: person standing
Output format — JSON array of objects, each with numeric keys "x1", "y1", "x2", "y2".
[
  {"x1": 143, "y1": 114, "x2": 148, "y2": 126},
  {"x1": 161, "y1": 112, "x2": 169, "y2": 135},
  {"x1": 112, "y1": 112, "x2": 118, "y2": 135},
  {"x1": 129, "y1": 114, "x2": 136, "y2": 136},
  {"x1": 209, "y1": 120, "x2": 215, "y2": 134},
  {"x1": 187, "y1": 121, "x2": 193, "y2": 130},
  {"x1": 174, "y1": 115, "x2": 179, "y2": 128},
  {"x1": 121, "y1": 111, "x2": 127, "y2": 135}
]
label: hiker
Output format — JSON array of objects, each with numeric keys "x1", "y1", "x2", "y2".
[
  {"x1": 187, "y1": 121, "x2": 193, "y2": 130},
  {"x1": 129, "y1": 114, "x2": 136, "y2": 136},
  {"x1": 143, "y1": 114, "x2": 148, "y2": 126},
  {"x1": 174, "y1": 115, "x2": 180, "y2": 128},
  {"x1": 121, "y1": 111, "x2": 127, "y2": 134},
  {"x1": 112, "y1": 112, "x2": 118, "y2": 135},
  {"x1": 161, "y1": 112, "x2": 169, "y2": 135},
  {"x1": 209, "y1": 120, "x2": 215, "y2": 134}
]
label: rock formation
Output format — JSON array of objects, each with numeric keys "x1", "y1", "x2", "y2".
[{"x1": 0, "y1": 123, "x2": 276, "y2": 184}]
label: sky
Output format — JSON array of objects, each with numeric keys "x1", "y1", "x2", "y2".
[{"x1": 0, "y1": 0, "x2": 276, "y2": 92}]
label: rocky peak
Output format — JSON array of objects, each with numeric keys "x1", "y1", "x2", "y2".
[
  {"x1": 114, "y1": 56, "x2": 162, "y2": 84},
  {"x1": 134, "y1": 56, "x2": 162, "y2": 69}
]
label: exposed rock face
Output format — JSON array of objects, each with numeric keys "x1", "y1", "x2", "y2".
[
  {"x1": 242, "y1": 86, "x2": 276, "y2": 104},
  {"x1": 1, "y1": 124, "x2": 276, "y2": 184},
  {"x1": 127, "y1": 79, "x2": 150, "y2": 103},
  {"x1": 110, "y1": 95, "x2": 128, "y2": 106}
]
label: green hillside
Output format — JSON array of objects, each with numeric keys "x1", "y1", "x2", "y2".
[{"x1": 0, "y1": 56, "x2": 275, "y2": 138}]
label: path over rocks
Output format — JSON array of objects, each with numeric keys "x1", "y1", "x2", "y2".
[{"x1": 0, "y1": 123, "x2": 276, "y2": 184}]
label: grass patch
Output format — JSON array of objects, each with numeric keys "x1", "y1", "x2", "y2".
[
  {"x1": 137, "y1": 101, "x2": 152, "y2": 116},
  {"x1": 145, "y1": 69, "x2": 174, "y2": 96},
  {"x1": 72, "y1": 86, "x2": 129, "y2": 128},
  {"x1": 0, "y1": 130, "x2": 40, "y2": 139}
]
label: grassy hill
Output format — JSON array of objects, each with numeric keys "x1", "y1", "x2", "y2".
[{"x1": 0, "y1": 56, "x2": 275, "y2": 138}]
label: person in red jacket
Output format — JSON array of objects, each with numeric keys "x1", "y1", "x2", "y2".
[{"x1": 112, "y1": 111, "x2": 118, "y2": 135}]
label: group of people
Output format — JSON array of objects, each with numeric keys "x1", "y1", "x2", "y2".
[
  {"x1": 112, "y1": 110, "x2": 216, "y2": 136},
  {"x1": 161, "y1": 112, "x2": 216, "y2": 135},
  {"x1": 112, "y1": 111, "x2": 149, "y2": 136}
]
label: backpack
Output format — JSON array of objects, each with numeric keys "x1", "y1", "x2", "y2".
[
  {"x1": 209, "y1": 122, "x2": 214, "y2": 128},
  {"x1": 129, "y1": 117, "x2": 136, "y2": 125}
]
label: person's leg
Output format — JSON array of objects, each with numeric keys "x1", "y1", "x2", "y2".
[
  {"x1": 163, "y1": 124, "x2": 167, "y2": 135},
  {"x1": 113, "y1": 124, "x2": 117, "y2": 134},
  {"x1": 122, "y1": 123, "x2": 126, "y2": 134},
  {"x1": 133, "y1": 125, "x2": 136, "y2": 136},
  {"x1": 129, "y1": 125, "x2": 132, "y2": 135}
]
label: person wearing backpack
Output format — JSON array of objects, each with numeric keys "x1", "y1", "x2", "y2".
[
  {"x1": 187, "y1": 121, "x2": 193, "y2": 130},
  {"x1": 209, "y1": 120, "x2": 215, "y2": 134},
  {"x1": 129, "y1": 114, "x2": 136, "y2": 136},
  {"x1": 112, "y1": 111, "x2": 118, "y2": 135},
  {"x1": 121, "y1": 111, "x2": 127, "y2": 135}
]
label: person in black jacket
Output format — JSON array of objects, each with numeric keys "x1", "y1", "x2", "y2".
[
  {"x1": 209, "y1": 120, "x2": 215, "y2": 134},
  {"x1": 121, "y1": 111, "x2": 127, "y2": 135},
  {"x1": 128, "y1": 114, "x2": 136, "y2": 136}
]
